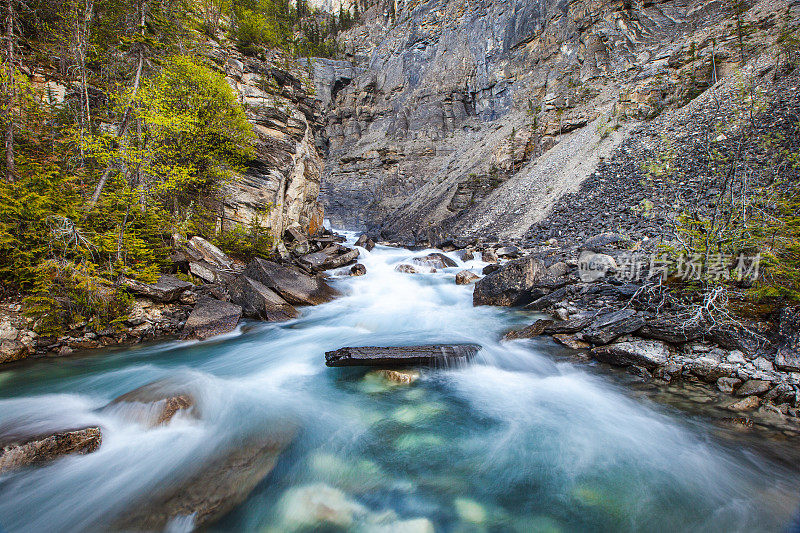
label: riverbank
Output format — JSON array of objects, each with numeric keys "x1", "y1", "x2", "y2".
[{"x1": 1, "y1": 235, "x2": 799, "y2": 531}]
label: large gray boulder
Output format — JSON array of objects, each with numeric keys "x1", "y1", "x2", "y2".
[
  {"x1": 590, "y1": 339, "x2": 673, "y2": 370},
  {"x1": 227, "y1": 276, "x2": 299, "y2": 321},
  {"x1": 0, "y1": 427, "x2": 102, "y2": 474},
  {"x1": 325, "y1": 344, "x2": 480, "y2": 367},
  {"x1": 244, "y1": 258, "x2": 338, "y2": 306},
  {"x1": 473, "y1": 256, "x2": 547, "y2": 306},
  {"x1": 298, "y1": 246, "x2": 360, "y2": 271},
  {"x1": 182, "y1": 298, "x2": 242, "y2": 340}
]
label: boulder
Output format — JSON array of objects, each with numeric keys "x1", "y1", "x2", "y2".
[
  {"x1": 412, "y1": 253, "x2": 457, "y2": 269},
  {"x1": 284, "y1": 227, "x2": 307, "y2": 243},
  {"x1": 481, "y1": 264, "x2": 500, "y2": 275},
  {"x1": 185, "y1": 236, "x2": 233, "y2": 270},
  {"x1": 182, "y1": 298, "x2": 242, "y2": 340},
  {"x1": 686, "y1": 357, "x2": 734, "y2": 382},
  {"x1": 461, "y1": 249, "x2": 475, "y2": 261},
  {"x1": 106, "y1": 380, "x2": 196, "y2": 427},
  {"x1": 577, "y1": 251, "x2": 618, "y2": 282},
  {"x1": 638, "y1": 315, "x2": 703, "y2": 344},
  {"x1": 227, "y1": 276, "x2": 298, "y2": 322},
  {"x1": 543, "y1": 317, "x2": 592, "y2": 334},
  {"x1": 590, "y1": 339, "x2": 672, "y2": 370},
  {"x1": 717, "y1": 377, "x2": 742, "y2": 394},
  {"x1": 735, "y1": 379, "x2": 771, "y2": 397},
  {"x1": 189, "y1": 260, "x2": 222, "y2": 284},
  {"x1": 455, "y1": 270, "x2": 480, "y2": 285},
  {"x1": 244, "y1": 258, "x2": 338, "y2": 306},
  {"x1": 0, "y1": 340, "x2": 28, "y2": 364},
  {"x1": 121, "y1": 275, "x2": 193, "y2": 303},
  {"x1": 299, "y1": 247, "x2": 360, "y2": 271},
  {"x1": 118, "y1": 429, "x2": 295, "y2": 530},
  {"x1": 325, "y1": 344, "x2": 480, "y2": 367},
  {"x1": 582, "y1": 309, "x2": 645, "y2": 345},
  {"x1": 547, "y1": 262, "x2": 569, "y2": 278},
  {"x1": 355, "y1": 234, "x2": 376, "y2": 251},
  {"x1": 0, "y1": 427, "x2": 101, "y2": 474},
  {"x1": 350, "y1": 264, "x2": 367, "y2": 276},
  {"x1": 495, "y1": 245, "x2": 520, "y2": 257},
  {"x1": 473, "y1": 256, "x2": 547, "y2": 306},
  {"x1": 775, "y1": 306, "x2": 800, "y2": 371},
  {"x1": 395, "y1": 264, "x2": 421, "y2": 274},
  {"x1": 708, "y1": 323, "x2": 763, "y2": 355},
  {"x1": 481, "y1": 249, "x2": 499, "y2": 263}
]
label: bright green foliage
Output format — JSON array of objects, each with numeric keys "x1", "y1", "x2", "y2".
[{"x1": 133, "y1": 56, "x2": 255, "y2": 212}]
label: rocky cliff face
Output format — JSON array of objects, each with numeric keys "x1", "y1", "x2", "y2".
[
  {"x1": 208, "y1": 45, "x2": 326, "y2": 238},
  {"x1": 309, "y1": 0, "x2": 795, "y2": 243}
]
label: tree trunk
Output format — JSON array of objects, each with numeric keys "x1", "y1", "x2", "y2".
[
  {"x1": 3, "y1": 0, "x2": 15, "y2": 182},
  {"x1": 87, "y1": 49, "x2": 143, "y2": 208}
]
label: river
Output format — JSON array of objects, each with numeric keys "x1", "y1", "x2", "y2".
[{"x1": 0, "y1": 233, "x2": 798, "y2": 532}]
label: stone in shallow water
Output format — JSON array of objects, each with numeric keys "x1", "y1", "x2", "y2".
[
  {"x1": 105, "y1": 379, "x2": 196, "y2": 427},
  {"x1": 455, "y1": 270, "x2": 480, "y2": 285},
  {"x1": 394, "y1": 433, "x2": 445, "y2": 452},
  {"x1": 373, "y1": 369, "x2": 420, "y2": 384},
  {"x1": 728, "y1": 395, "x2": 760, "y2": 412},
  {"x1": 454, "y1": 498, "x2": 488, "y2": 524},
  {"x1": 326, "y1": 344, "x2": 480, "y2": 367},
  {"x1": 0, "y1": 427, "x2": 101, "y2": 474},
  {"x1": 118, "y1": 429, "x2": 295, "y2": 530},
  {"x1": 276, "y1": 483, "x2": 368, "y2": 530},
  {"x1": 308, "y1": 453, "x2": 386, "y2": 494},
  {"x1": 412, "y1": 252, "x2": 458, "y2": 269}
]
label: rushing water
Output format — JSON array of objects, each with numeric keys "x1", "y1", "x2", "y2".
[{"x1": 0, "y1": 234, "x2": 798, "y2": 532}]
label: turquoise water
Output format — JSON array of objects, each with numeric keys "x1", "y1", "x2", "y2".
[{"x1": 0, "y1": 236, "x2": 798, "y2": 532}]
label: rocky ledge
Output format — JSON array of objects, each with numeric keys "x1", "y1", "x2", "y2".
[
  {"x1": 0, "y1": 227, "x2": 363, "y2": 365},
  {"x1": 456, "y1": 233, "x2": 800, "y2": 423}
]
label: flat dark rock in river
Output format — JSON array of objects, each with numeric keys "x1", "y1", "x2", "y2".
[{"x1": 325, "y1": 344, "x2": 480, "y2": 367}]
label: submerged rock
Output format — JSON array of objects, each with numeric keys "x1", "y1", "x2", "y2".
[
  {"x1": 181, "y1": 298, "x2": 242, "y2": 340},
  {"x1": 106, "y1": 380, "x2": 196, "y2": 427},
  {"x1": 276, "y1": 483, "x2": 368, "y2": 530},
  {"x1": 0, "y1": 427, "x2": 101, "y2": 474},
  {"x1": 325, "y1": 344, "x2": 480, "y2": 367},
  {"x1": 371, "y1": 369, "x2": 421, "y2": 384},
  {"x1": 245, "y1": 258, "x2": 338, "y2": 306},
  {"x1": 728, "y1": 396, "x2": 760, "y2": 412},
  {"x1": 118, "y1": 429, "x2": 295, "y2": 530}
]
